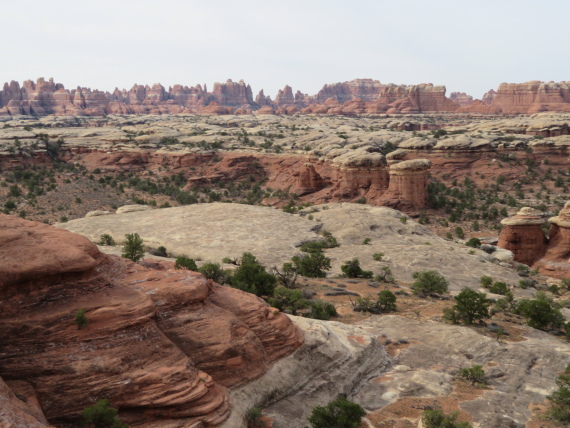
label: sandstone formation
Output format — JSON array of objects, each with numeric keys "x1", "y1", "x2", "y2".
[
  {"x1": 536, "y1": 201, "x2": 570, "y2": 276},
  {"x1": 380, "y1": 159, "x2": 431, "y2": 210},
  {"x1": 498, "y1": 207, "x2": 548, "y2": 266},
  {"x1": 0, "y1": 77, "x2": 462, "y2": 117},
  {"x1": 449, "y1": 91, "x2": 473, "y2": 107},
  {"x1": 460, "y1": 81, "x2": 570, "y2": 114},
  {"x1": 0, "y1": 215, "x2": 303, "y2": 426}
]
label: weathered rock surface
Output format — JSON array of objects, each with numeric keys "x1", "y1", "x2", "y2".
[
  {"x1": 0, "y1": 376, "x2": 50, "y2": 427},
  {"x1": 0, "y1": 215, "x2": 303, "y2": 426},
  {"x1": 220, "y1": 316, "x2": 390, "y2": 428},
  {"x1": 356, "y1": 315, "x2": 570, "y2": 428},
  {"x1": 498, "y1": 207, "x2": 548, "y2": 266},
  {"x1": 59, "y1": 203, "x2": 525, "y2": 292}
]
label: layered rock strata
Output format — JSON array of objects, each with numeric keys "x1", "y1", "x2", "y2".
[
  {"x1": 537, "y1": 201, "x2": 570, "y2": 276},
  {"x1": 379, "y1": 159, "x2": 431, "y2": 210},
  {"x1": 0, "y1": 215, "x2": 303, "y2": 426},
  {"x1": 498, "y1": 207, "x2": 548, "y2": 266}
]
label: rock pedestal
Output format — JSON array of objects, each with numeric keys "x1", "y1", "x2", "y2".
[
  {"x1": 498, "y1": 207, "x2": 548, "y2": 266},
  {"x1": 539, "y1": 201, "x2": 570, "y2": 276},
  {"x1": 380, "y1": 159, "x2": 431, "y2": 210}
]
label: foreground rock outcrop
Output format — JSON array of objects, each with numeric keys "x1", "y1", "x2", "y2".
[{"x1": 0, "y1": 215, "x2": 303, "y2": 426}]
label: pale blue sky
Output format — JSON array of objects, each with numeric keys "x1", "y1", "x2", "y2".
[{"x1": 2, "y1": 0, "x2": 568, "y2": 100}]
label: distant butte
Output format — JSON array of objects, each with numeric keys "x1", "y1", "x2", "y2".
[{"x1": 2, "y1": 77, "x2": 570, "y2": 116}]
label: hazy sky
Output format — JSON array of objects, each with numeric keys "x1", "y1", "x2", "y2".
[{"x1": 2, "y1": 0, "x2": 569, "y2": 100}]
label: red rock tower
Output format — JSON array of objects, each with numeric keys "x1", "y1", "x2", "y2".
[
  {"x1": 498, "y1": 207, "x2": 548, "y2": 266},
  {"x1": 380, "y1": 158, "x2": 431, "y2": 210},
  {"x1": 540, "y1": 202, "x2": 570, "y2": 274}
]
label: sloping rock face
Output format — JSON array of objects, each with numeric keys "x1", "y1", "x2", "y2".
[
  {"x1": 498, "y1": 207, "x2": 548, "y2": 266},
  {"x1": 538, "y1": 201, "x2": 570, "y2": 277},
  {"x1": 380, "y1": 159, "x2": 431, "y2": 210},
  {"x1": 0, "y1": 376, "x2": 50, "y2": 428},
  {"x1": 221, "y1": 316, "x2": 391, "y2": 428},
  {"x1": 0, "y1": 215, "x2": 303, "y2": 426}
]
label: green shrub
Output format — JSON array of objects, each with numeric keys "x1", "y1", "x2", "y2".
[
  {"x1": 82, "y1": 399, "x2": 127, "y2": 428},
  {"x1": 489, "y1": 281, "x2": 509, "y2": 295},
  {"x1": 151, "y1": 246, "x2": 168, "y2": 257},
  {"x1": 516, "y1": 297, "x2": 565, "y2": 330},
  {"x1": 308, "y1": 396, "x2": 365, "y2": 428},
  {"x1": 268, "y1": 287, "x2": 309, "y2": 315},
  {"x1": 548, "y1": 366, "x2": 570, "y2": 423},
  {"x1": 175, "y1": 257, "x2": 198, "y2": 271},
  {"x1": 246, "y1": 406, "x2": 264, "y2": 428},
  {"x1": 465, "y1": 238, "x2": 481, "y2": 248},
  {"x1": 231, "y1": 252, "x2": 276, "y2": 297},
  {"x1": 362, "y1": 238, "x2": 371, "y2": 245},
  {"x1": 455, "y1": 227, "x2": 465, "y2": 239},
  {"x1": 75, "y1": 309, "x2": 88, "y2": 329},
  {"x1": 377, "y1": 290, "x2": 397, "y2": 312},
  {"x1": 459, "y1": 365, "x2": 487, "y2": 385},
  {"x1": 341, "y1": 258, "x2": 373, "y2": 279},
  {"x1": 372, "y1": 252, "x2": 384, "y2": 261},
  {"x1": 98, "y1": 234, "x2": 116, "y2": 246},
  {"x1": 306, "y1": 300, "x2": 337, "y2": 320},
  {"x1": 198, "y1": 262, "x2": 227, "y2": 283},
  {"x1": 480, "y1": 275, "x2": 493, "y2": 288},
  {"x1": 291, "y1": 252, "x2": 331, "y2": 278},
  {"x1": 422, "y1": 409, "x2": 472, "y2": 428},
  {"x1": 453, "y1": 288, "x2": 490, "y2": 325},
  {"x1": 399, "y1": 216, "x2": 408, "y2": 224},
  {"x1": 411, "y1": 270, "x2": 449, "y2": 295},
  {"x1": 375, "y1": 266, "x2": 395, "y2": 284},
  {"x1": 121, "y1": 233, "x2": 145, "y2": 263}
]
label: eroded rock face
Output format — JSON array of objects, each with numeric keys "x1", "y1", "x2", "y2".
[
  {"x1": 498, "y1": 207, "x2": 548, "y2": 266},
  {"x1": 380, "y1": 159, "x2": 431, "y2": 210},
  {"x1": 0, "y1": 215, "x2": 303, "y2": 426},
  {"x1": 537, "y1": 201, "x2": 570, "y2": 277}
]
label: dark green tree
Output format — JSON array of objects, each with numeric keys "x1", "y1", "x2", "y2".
[
  {"x1": 175, "y1": 257, "x2": 198, "y2": 270},
  {"x1": 340, "y1": 258, "x2": 373, "y2": 279},
  {"x1": 453, "y1": 288, "x2": 490, "y2": 325},
  {"x1": 75, "y1": 309, "x2": 88, "y2": 329},
  {"x1": 308, "y1": 396, "x2": 366, "y2": 428},
  {"x1": 411, "y1": 270, "x2": 449, "y2": 295},
  {"x1": 121, "y1": 233, "x2": 145, "y2": 263},
  {"x1": 231, "y1": 252, "x2": 277, "y2": 297},
  {"x1": 82, "y1": 399, "x2": 127, "y2": 428},
  {"x1": 291, "y1": 252, "x2": 331, "y2": 278}
]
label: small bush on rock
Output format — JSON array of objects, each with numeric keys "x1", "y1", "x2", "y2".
[
  {"x1": 411, "y1": 270, "x2": 449, "y2": 295},
  {"x1": 98, "y1": 234, "x2": 116, "y2": 246},
  {"x1": 82, "y1": 399, "x2": 127, "y2": 428},
  {"x1": 175, "y1": 257, "x2": 198, "y2": 271},
  {"x1": 308, "y1": 396, "x2": 366, "y2": 428},
  {"x1": 341, "y1": 258, "x2": 373, "y2": 279},
  {"x1": 459, "y1": 365, "x2": 487, "y2": 386},
  {"x1": 422, "y1": 409, "x2": 472, "y2": 428}
]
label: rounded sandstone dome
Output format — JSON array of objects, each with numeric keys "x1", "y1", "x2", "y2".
[
  {"x1": 389, "y1": 158, "x2": 431, "y2": 171},
  {"x1": 501, "y1": 207, "x2": 545, "y2": 226},
  {"x1": 386, "y1": 149, "x2": 407, "y2": 161}
]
